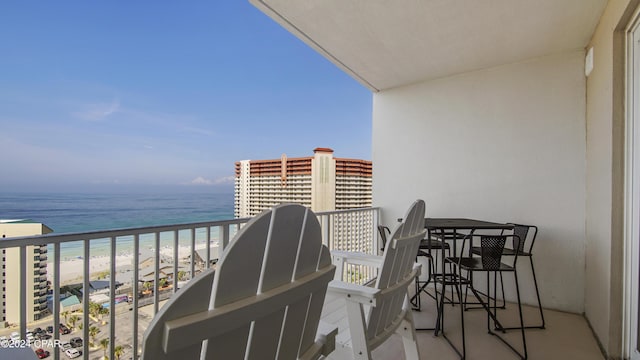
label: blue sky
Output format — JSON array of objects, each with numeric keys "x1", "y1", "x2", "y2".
[{"x1": 0, "y1": 1, "x2": 372, "y2": 193}]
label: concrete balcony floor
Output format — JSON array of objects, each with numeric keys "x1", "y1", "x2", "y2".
[{"x1": 372, "y1": 291, "x2": 604, "y2": 360}]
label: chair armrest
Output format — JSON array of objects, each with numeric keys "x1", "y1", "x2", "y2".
[
  {"x1": 331, "y1": 251, "x2": 384, "y2": 281},
  {"x1": 327, "y1": 279, "x2": 380, "y2": 306},
  {"x1": 412, "y1": 262, "x2": 421, "y2": 278},
  {"x1": 316, "y1": 321, "x2": 338, "y2": 357},
  {"x1": 298, "y1": 321, "x2": 337, "y2": 360},
  {"x1": 330, "y1": 251, "x2": 384, "y2": 268}
]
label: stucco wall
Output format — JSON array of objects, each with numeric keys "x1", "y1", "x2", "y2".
[{"x1": 372, "y1": 51, "x2": 587, "y2": 312}]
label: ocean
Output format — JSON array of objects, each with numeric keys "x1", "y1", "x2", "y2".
[{"x1": 0, "y1": 192, "x2": 235, "y2": 258}]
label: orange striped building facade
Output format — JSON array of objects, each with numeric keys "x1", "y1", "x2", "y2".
[{"x1": 234, "y1": 148, "x2": 372, "y2": 218}]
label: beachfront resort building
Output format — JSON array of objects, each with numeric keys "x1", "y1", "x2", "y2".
[
  {"x1": 235, "y1": 148, "x2": 374, "y2": 254},
  {"x1": 234, "y1": 148, "x2": 372, "y2": 218},
  {"x1": 0, "y1": 220, "x2": 51, "y2": 327}
]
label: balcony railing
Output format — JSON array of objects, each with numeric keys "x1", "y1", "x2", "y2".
[{"x1": 0, "y1": 207, "x2": 380, "y2": 360}]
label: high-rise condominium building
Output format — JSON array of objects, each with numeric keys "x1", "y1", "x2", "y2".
[
  {"x1": 234, "y1": 148, "x2": 372, "y2": 218},
  {"x1": 0, "y1": 220, "x2": 51, "y2": 327}
]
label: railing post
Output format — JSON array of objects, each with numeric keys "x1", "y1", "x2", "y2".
[
  {"x1": 173, "y1": 230, "x2": 179, "y2": 294},
  {"x1": 321, "y1": 214, "x2": 330, "y2": 248},
  {"x1": 373, "y1": 208, "x2": 380, "y2": 256},
  {"x1": 82, "y1": 240, "x2": 90, "y2": 359},
  {"x1": 132, "y1": 234, "x2": 140, "y2": 359},
  {"x1": 53, "y1": 243, "x2": 61, "y2": 360},
  {"x1": 153, "y1": 232, "x2": 160, "y2": 315},
  {"x1": 206, "y1": 226, "x2": 211, "y2": 269},
  {"x1": 109, "y1": 236, "x2": 116, "y2": 360},
  {"x1": 190, "y1": 227, "x2": 196, "y2": 281},
  {"x1": 19, "y1": 245, "x2": 26, "y2": 340},
  {"x1": 332, "y1": 213, "x2": 337, "y2": 250},
  {"x1": 222, "y1": 224, "x2": 230, "y2": 250}
]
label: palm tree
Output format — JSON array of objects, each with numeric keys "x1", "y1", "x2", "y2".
[
  {"x1": 68, "y1": 314, "x2": 79, "y2": 331},
  {"x1": 177, "y1": 270, "x2": 187, "y2": 281},
  {"x1": 88, "y1": 326, "x2": 99, "y2": 347},
  {"x1": 142, "y1": 281, "x2": 153, "y2": 295},
  {"x1": 99, "y1": 306, "x2": 109, "y2": 321},
  {"x1": 114, "y1": 345, "x2": 124, "y2": 360},
  {"x1": 89, "y1": 301, "x2": 102, "y2": 319},
  {"x1": 100, "y1": 338, "x2": 109, "y2": 359},
  {"x1": 61, "y1": 310, "x2": 70, "y2": 323}
]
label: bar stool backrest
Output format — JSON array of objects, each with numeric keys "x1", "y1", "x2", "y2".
[
  {"x1": 480, "y1": 235, "x2": 506, "y2": 270},
  {"x1": 377, "y1": 225, "x2": 390, "y2": 251},
  {"x1": 509, "y1": 224, "x2": 538, "y2": 254}
]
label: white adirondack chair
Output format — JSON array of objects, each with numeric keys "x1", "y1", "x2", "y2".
[
  {"x1": 141, "y1": 204, "x2": 337, "y2": 360},
  {"x1": 321, "y1": 200, "x2": 426, "y2": 360}
]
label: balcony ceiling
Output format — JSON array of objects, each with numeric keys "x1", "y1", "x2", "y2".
[{"x1": 251, "y1": 0, "x2": 608, "y2": 91}]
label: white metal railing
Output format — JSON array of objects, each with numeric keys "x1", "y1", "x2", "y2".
[
  {"x1": 316, "y1": 207, "x2": 380, "y2": 284},
  {"x1": 0, "y1": 207, "x2": 380, "y2": 360}
]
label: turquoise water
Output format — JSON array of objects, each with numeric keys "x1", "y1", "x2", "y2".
[{"x1": 0, "y1": 192, "x2": 235, "y2": 259}]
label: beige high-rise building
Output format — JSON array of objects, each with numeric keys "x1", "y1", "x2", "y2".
[
  {"x1": 234, "y1": 148, "x2": 372, "y2": 218},
  {"x1": 0, "y1": 220, "x2": 51, "y2": 327}
]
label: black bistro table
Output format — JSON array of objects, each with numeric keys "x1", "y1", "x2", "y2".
[
  {"x1": 425, "y1": 218, "x2": 514, "y2": 238},
  {"x1": 420, "y1": 218, "x2": 515, "y2": 357},
  {"x1": 425, "y1": 218, "x2": 515, "y2": 262}
]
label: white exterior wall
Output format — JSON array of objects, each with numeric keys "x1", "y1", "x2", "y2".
[
  {"x1": 0, "y1": 222, "x2": 50, "y2": 325},
  {"x1": 311, "y1": 152, "x2": 336, "y2": 212},
  {"x1": 235, "y1": 152, "x2": 371, "y2": 216},
  {"x1": 248, "y1": 174, "x2": 313, "y2": 214},
  {"x1": 372, "y1": 51, "x2": 587, "y2": 312},
  {"x1": 0, "y1": 249, "x2": 4, "y2": 327},
  {"x1": 237, "y1": 173, "x2": 313, "y2": 217},
  {"x1": 584, "y1": 0, "x2": 635, "y2": 356},
  {"x1": 335, "y1": 175, "x2": 372, "y2": 209},
  {"x1": 234, "y1": 160, "x2": 251, "y2": 218},
  {"x1": 4, "y1": 245, "x2": 48, "y2": 325}
]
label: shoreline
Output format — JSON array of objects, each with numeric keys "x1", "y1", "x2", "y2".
[
  {"x1": 48, "y1": 227, "x2": 223, "y2": 261},
  {"x1": 48, "y1": 243, "x2": 219, "y2": 285}
]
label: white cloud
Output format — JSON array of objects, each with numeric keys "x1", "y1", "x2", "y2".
[
  {"x1": 73, "y1": 99, "x2": 120, "y2": 121},
  {"x1": 181, "y1": 126, "x2": 215, "y2": 136},
  {"x1": 184, "y1": 176, "x2": 234, "y2": 186},
  {"x1": 214, "y1": 176, "x2": 235, "y2": 184},
  {"x1": 189, "y1": 176, "x2": 214, "y2": 185}
]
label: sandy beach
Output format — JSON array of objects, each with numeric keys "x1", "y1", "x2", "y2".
[{"x1": 48, "y1": 243, "x2": 219, "y2": 285}]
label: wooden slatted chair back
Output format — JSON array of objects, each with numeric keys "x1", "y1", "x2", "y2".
[
  {"x1": 367, "y1": 200, "x2": 425, "y2": 343},
  {"x1": 141, "y1": 204, "x2": 336, "y2": 360}
]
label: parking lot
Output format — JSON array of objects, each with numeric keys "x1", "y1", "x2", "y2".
[
  {"x1": 1, "y1": 324, "x2": 89, "y2": 358},
  {"x1": 0, "y1": 302, "x2": 155, "y2": 359}
]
